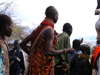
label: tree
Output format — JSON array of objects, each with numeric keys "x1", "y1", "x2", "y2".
[
  {"x1": 7, "y1": 24, "x2": 32, "y2": 43},
  {"x1": 0, "y1": 0, "x2": 16, "y2": 17},
  {"x1": 0, "y1": 1, "x2": 33, "y2": 42}
]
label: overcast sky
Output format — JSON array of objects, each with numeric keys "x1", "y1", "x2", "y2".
[{"x1": 0, "y1": 0, "x2": 98, "y2": 43}]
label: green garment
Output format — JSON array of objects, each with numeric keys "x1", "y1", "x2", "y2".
[{"x1": 55, "y1": 32, "x2": 71, "y2": 65}]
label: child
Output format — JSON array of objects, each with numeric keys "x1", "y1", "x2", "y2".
[{"x1": 69, "y1": 39, "x2": 81, "y2": 75}]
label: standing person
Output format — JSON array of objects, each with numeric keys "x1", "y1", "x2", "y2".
[
  {"x1": 54, "y1": 23, "x2": 73, "y2": 75},
  {"x1": 9, "y1": 40, "x2": 25, "y2": 75},
  {"x1": 0, "y1": 14, "x2": 13, "y2": 75},
  {"x1": 69, "y1": 39, "x2": 81, "y2": 75},
  {"x1": 20, "y1": 6, "x2": 74, "y2": 75}
]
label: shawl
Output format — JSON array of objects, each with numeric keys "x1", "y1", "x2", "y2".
[{"x1": 31, "y1": 17, "x2": 54, "y2": 46}]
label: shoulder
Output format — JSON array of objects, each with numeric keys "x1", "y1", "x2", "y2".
[
  {"x1": 44, "y1": 27, "x2": 54, "y2": 35},
  {"x1": 59, "y1": 32, "x2": 69, "y2": 37},
  {"x1": 45, "y1": 27, "x2": 54, "y2": 32},
  {"x1": 63, "y1": 32, "x2": 69, "y2": 37}
]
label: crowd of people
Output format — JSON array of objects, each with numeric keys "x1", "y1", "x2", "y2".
[{"x1": 0, "y1": 0, "x2": 100, "y2": 75}]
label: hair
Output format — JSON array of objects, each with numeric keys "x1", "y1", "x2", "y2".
[
  {"x1": 63, "y1": 23, "x2": 73, "y2": 36},
  {"x1": 14, "y1": 40, "x2": 19, "y2": 44},
  {"x1": 0, "y1": 14, "x2": 12, "y2": 29},
  {"x1": 63, "y1": 23, "x2": 72, "y2": 32},
  {"x1": 45, "y1": 6, "x2": 57, "y2": 18},
  {"x1": 97, "y1": 39, "x2": 100, "y2": 44},
  {"x1": 72, "y1": 39, "x2": 80, "y2": 51},
  {"x1": 80, "y1": 44, "x2": 90, "y2": 55}
]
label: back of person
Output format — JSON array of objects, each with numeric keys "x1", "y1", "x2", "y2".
[
  {"x1": 78, "y1": 57, "x2": 92, "y2": 75},
  {"x1": 55, "y1": 32, "x2": 71, "y2": 64},
  {"x1": 78, "y1": 44, "x2": 92, "y2": 75}
]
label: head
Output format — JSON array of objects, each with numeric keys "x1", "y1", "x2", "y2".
[
  {"x1": 45, "y1": 6, "x2": 58, "y2": 23},
  {"x1": 63, "y1": 23, "x2": 72, "y2": 36},
  {"x1": 96, "y1": 39, "x2": 100, "y2": 44},
  {"x1": 72, "y1": 39, "x2": 80, "y2": 51},
  {"x1": 0, "y1": 14, "x2": 13, "y2": 37},
  {"x1": 14, "y1": 40, "x2": 20, "y2": 48},
  {"x1": 80, "y1": 44, "x2": 90, "y2": 55}
]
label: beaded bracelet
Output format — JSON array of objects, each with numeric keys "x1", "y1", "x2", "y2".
[{"x1": 63, "y1": 48, "x2": 66, "y2": 54}]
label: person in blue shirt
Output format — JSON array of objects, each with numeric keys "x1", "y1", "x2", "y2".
[{"x1": 69, "y1": 39, "x2": 81, "y2": 75}]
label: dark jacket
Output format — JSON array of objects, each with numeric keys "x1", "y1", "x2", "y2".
[{"x1": 9, "y1": 47, "x2": 25, "y2": 74}]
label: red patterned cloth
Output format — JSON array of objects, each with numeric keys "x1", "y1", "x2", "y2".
[{"x1": 28, "y1": 17, "x2": 58, "y2": 75}]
